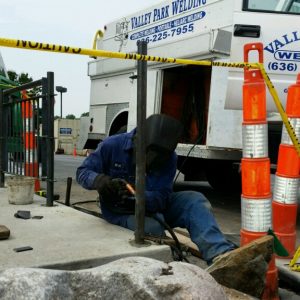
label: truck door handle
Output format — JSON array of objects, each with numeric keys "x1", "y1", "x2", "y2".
[{"x1": 234, "y1": 24, "x2": 261, "y2": 38}]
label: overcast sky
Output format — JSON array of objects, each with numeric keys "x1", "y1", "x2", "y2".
[{"x1": 1, "y1": 0, "x2": 160, "y2": 117}]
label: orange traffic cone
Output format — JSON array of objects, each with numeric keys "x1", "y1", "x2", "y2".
[
  {"x1": 241, "y1": 43, "x2": 279, "y2": 300},
  {"x1": 73, "y1": 145, "x2": 77, "y2": 157}
]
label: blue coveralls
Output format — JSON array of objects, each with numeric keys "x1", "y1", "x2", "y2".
[{"x1": 76, "y1": 130, "x2": 235, "y2": 262}]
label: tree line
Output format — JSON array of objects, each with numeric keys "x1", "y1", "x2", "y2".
[{"x1": 7, "y1": 70, "x2": 89, "y2": 119}]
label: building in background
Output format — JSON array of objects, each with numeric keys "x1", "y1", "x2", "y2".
[
  {"x1": 77, "y1": 116, "x2": 90, "y2": 156},
  {"x1": 54, "y1": 118, "x2": 80, "y2": 155}
]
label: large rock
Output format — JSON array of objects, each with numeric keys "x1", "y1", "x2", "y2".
[
  {"x1": 0, "y1": 256, "x2": 227, "y2": 300},
  {"x1": 0, "y1": 225, "x2": 10, "y2": 240},
  {"x1": 222, "y1": 286, "x2": 257, "y2": 300},
  {"x1": 206, "y1": 235, "x2": 274, "y2": 298}
]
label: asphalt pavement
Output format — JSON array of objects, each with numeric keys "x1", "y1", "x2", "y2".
[
  {"x1": 41, "y1": 154, "x2": 98, "y2": 206},
  {"x1": 50, "y1": 154, "x2": 300, "y2": 239}
]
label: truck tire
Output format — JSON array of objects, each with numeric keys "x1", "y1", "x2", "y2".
[
  {"x1": 204, "y1": 160, "x2": 241, "y2": 193},
  {"x1": 115, "y1": 125, "x2": 127, "y2": 134}
]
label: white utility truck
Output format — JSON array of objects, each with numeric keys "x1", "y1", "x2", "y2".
[{"x1": 85, "y1": 0, "x2": 300, "y2": 191}]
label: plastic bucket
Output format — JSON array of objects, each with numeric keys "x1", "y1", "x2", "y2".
[{"x1": 6, "y1": 176, "x2": 35, "y2": 205}]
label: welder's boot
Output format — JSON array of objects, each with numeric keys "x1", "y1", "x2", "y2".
[{"x1": 206, "y1": 235, "x2": 274, "y2": 298}]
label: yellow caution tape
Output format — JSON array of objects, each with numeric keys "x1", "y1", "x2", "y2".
[
  {"x1": 259, "y1": 65, "x2": 300, "y2": 156},
  {"x1": 289, "y1": 246, "x2": 300, "y2": 272},
  {"x1": 35, "y1": 190, "x2": 47, "y2": 197},
  {"x1": 0, "y1": 37, "x2": 254, "y2": 68},
  {"x1": 0, "y1": 37, "x2": 299, "y2": 155}
]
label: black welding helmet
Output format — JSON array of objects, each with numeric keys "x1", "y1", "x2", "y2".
[{"x1": 145, "y1": 114, "x2": 183, "y2": 171}]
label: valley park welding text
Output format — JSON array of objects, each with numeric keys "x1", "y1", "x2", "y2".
[{"x1": 130, "y1": 0, "x2": 207, "y2": 30}]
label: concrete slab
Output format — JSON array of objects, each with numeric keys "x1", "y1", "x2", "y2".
[{"x1": 0, "y1": 188, "x2": 171, "y2": 271}]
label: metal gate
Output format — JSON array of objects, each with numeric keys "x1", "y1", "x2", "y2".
[{"x1": 0, "y1": 72, "x2": 55, "y2": 206}]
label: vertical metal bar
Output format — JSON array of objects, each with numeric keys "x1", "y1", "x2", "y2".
[
  {"x1": 0, "y1": 89, "x2": 4, "y2": 187},
  {"x1": 41, "y1": 78, "x2": 48, "y2": 178},
  {"x1": 134, "y1": 41, "x2": 147, "y2": 244},
  {"x1": 32, "y1": 99, "x2": 35, "y2": 177},
  {"x1": 36, "y1": 98, "x2": 40, "y2": 179},
  {"x1": 12, "y1": 101, "x2": 14, "y2": 174},
  {"x1": 9, "y1": 103, "x2": 12, "y2": 174},
  {"x1": 12, "y1": 101, "x2": 14, "y2": 175},
  {"x1": 65, "y1": 177, "x2": 72, "y2": 206},
  {"x1": 19, "y1": 100, "x2": 22, "y2": 175},
  {"x1": 28, "y1": 98, "x2": 32, "y2": 176},
  {"x1": 19, "y1": 100, "x2": 22, "y2": 174},
  {"x1": 3, "y1": 100, "x2": 8, "y2": 176},
  {"x1": 8, "y1": 104, "x2": 12, "y2": 174},
  {"x1": 46, "y1": 72, "x2": 54, "y2": 207},
  {"x1": 23, "y1": 98, "x2": 27, "y2": 176},
  {"x1": 12, "y1": 102, "x2": 16, "y2": 175},
  {"x1": 16, "y1": 101, "x2": 20, "y2": 175}
]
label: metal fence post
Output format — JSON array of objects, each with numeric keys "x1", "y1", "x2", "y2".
[
  {"x1": 0, "y1": 89, "x2": 4, "y2": 187},
  {"x1": 134, "y1": 41, "x2": 147, "y2": 244},
  {"x1": 65, "y1": 177, "x2": 72, "y2": 206},
  {"x1": 46, "y1": 72, "x2": 54, "y2": 206},
  {"x1": 41, "y1": 77, "x2": 48, "y2": 178}
]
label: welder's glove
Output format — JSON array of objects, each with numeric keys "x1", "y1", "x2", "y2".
[
  {"x1": 111, "y1": 178, "x2": 135, "y2": 213},
  {"x1": 111, "y1": 178, "x2": 132, "y2": 201},
  {"x1": 93, "y1": 176, "x2": 133, "y2": 211},
  {"x1": 93, "y1": 174, "x2": 113, "y2": 195}
]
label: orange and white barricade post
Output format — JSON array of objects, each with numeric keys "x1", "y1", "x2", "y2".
[
  {"x1": 272, "y1": 74, "x2": 300, "y2": 258},
  {"x1": 21, "y1": 90, "x2": 40, "y2": 192},
  {"x1": 241, "y1": 43, "x2": 278, "y2": 300}
]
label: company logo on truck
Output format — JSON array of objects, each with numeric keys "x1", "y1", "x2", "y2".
[
  {"x1": 265, "y1": 31, "x2": 300, "y2": 72},
  {"x1": 129, "y1": 0, "x2": 207, "y2": 44}
]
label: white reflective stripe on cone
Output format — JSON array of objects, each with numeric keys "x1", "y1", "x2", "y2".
[
  {"x1": 242, "y1": 123, "x2": 268, "y2": 158},
  {"x1": 25, "y1": 118, "x2": 34, "y2": 132},
  {"x1": 273, "y1": 175, "x2": 300, "y2": 205},
  {"x1": 25, "y1": 150, "x2": 38, "y2": 163},
  {"x1": 281, "y1": 118, "x2": 300, "y2": 145},
  {"x1": 241, "y1": 197, "x2": 272, "y2": 232}
]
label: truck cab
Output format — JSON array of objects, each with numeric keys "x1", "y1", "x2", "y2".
[{"x1": 86, "y1": 0, "x2": 300, "y2": 191}]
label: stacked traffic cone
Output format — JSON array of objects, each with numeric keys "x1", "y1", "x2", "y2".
[
  {"x1": 21, "y1": 90, "x2": 40, "y2": 192},
  {"x1": 241, "y1": 43, "x2": 278, "y2": 300},
  {"x1": 73, "y1": 145, "x2": 77, "y2": 157},
  {"x1": 272, "y1": 74, "x2": 300, "y2": 258}
]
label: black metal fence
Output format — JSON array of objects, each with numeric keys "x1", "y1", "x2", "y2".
[{"x1": 0, "y1": 72, "x2": 55, "y2": 206}]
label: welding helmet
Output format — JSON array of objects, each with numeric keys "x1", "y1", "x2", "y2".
[{"x1": 145, "y1": 114, "x2": 183, "y2": 171}]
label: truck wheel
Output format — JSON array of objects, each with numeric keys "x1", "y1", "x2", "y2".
[
  {"x1": 205, "y1": 160, "x2": 241, "y2": 193},
  {"x1": 116, "y1": 125, "x2": 127, "y2": 134},
  {"x1": 109, "y1": 111, "x2": 128, "y2": 136}
]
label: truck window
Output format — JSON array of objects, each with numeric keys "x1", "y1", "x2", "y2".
[{"x1": 243, "y1": 0, "x2": 300, "y2": 14}]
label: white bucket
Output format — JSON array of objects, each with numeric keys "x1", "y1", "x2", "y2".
[{"x1": 6, "y1": 176, "x2": 35, "y2": 205}]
